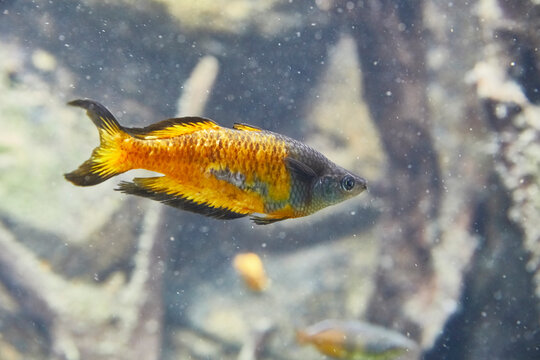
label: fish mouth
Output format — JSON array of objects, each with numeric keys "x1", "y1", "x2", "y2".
[{"x1": 357, "y1": 177, "x2": 368, "y2": 192}]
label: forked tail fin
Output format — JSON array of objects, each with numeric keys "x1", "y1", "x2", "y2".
[{"x1": 65, "y1": 99, "x2": 129, "y2": 186}]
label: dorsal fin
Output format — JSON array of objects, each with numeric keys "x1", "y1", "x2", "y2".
[
  {"x1": 233, "y1": 123, "x2": 263, "y2": 132},
  {"x1": 127, "y1": 117, "x2": 220, "y2": 139}
]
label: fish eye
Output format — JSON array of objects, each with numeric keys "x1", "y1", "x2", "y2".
[{"x1": 341, "y1": 175, "x2": 355, "y2": 191}]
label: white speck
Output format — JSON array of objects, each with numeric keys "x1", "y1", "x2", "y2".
[
  {"x1": 495, "y1": 103, "x2": 508, "y2": 119},
  {"x1": 386, "y1": 90, "x2": 392, "y2": 96}
]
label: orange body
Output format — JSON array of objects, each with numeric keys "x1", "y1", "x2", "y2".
[{"x1": 115, "y1": 125, "x2": 294, "y2": 219}]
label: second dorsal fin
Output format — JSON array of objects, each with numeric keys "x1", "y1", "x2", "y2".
[{"x1": 127, "y1": 117, "x2": 220, "y2": 139}]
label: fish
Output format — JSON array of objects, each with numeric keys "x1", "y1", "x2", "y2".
[
  {"x1": 233, "y1": 252, "x2": 268, "y2": 291},
  {"x1": 296, "y1": 319, "x2": 418, "y2": 360},
  {"x1": 65, "y1": 99, "x2": 367, "y2": 224}
]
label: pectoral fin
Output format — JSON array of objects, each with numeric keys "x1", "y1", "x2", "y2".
[{"x1": 284, "y1": 157, "x2": 318, "y2": 183}]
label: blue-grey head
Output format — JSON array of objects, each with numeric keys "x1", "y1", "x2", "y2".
[
  {"x1": 285, "y1": 156, "x2": 367, "y2": 216},
  {"x1": 310, "y1": 165, "x2": 367, "y2": 212}
]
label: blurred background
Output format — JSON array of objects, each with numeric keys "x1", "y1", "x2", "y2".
[{"x1": 0, "y1": 0, "x2": 539, "y2": 359}]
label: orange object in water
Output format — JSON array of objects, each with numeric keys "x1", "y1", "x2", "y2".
[
  {"x1": 233, "y1": 252, "x2": 268, "y2": 291},
  {"x1": 65, "y1": 99, "x2": 367, "y2": 224}
]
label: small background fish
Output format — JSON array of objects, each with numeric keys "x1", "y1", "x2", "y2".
[
  {"x1": 65, "y1": 99, "x2": 367, "y2": 224},
  {"x1": 296, "y1": 319, "x2": 419, "y2": 360}
]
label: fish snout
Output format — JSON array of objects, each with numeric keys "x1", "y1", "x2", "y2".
[{"x1": 357, "y1": 177, "x2": 367, "y2": 192}]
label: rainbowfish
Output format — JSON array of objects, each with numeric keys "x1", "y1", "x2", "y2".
[
  {"x1": 65, "y1": 99, "x2": 367, "y2": 224},
  {"x1": 296, "y1": 319, "x2": 418, "y2": 360}
]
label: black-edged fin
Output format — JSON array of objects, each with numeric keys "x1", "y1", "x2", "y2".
[
  {"x1": 65, "y1": 99, "x2": 126, "y2": 186},
  {"x1": 68, "y1": 99, "x2": 121, "y2": 133},
  {"x1": 65, "y1": 156, "x2": 116, "y2": 186},
  {"x1": 116, "y1": 178, "x2": 247, "y2": 220},
  {"x1": 284, "y1": 157, "x2": 318, "y2": 183},
  {"x1": 250, "y1": 215, "x2": 287, "y2": 225},
  {"x1": 233, "y1": 123, "x2": 263, "y2": 132},
  {"x1": 126, "y1": 117, "x2": 219, "y2": 139}
]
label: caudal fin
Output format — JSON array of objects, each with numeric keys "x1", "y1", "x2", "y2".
[{"x1": 65, "y1": 99, "x2": 128, "y2": 186}]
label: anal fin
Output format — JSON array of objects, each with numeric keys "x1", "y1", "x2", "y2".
[{"x1": 116, "y1": 177, "x2": 247, "y2": 220}]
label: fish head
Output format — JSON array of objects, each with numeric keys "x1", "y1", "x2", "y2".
[{"x1": 311, "y1": 166, "x2": 367, "y2": 209}]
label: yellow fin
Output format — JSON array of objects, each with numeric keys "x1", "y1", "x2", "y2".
[
  {"x1": 128, "y1": 117, "x2": 220, "y2": 139},
  {"x1": 65, "y1": 99, "x2": 129, "y2": 186},
  {"x1": 116, "y1": 177, "x2": 250, "y2": 220},
  {"x1": 233, "y1": 123, "x2": 262, "y2": 132}
]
